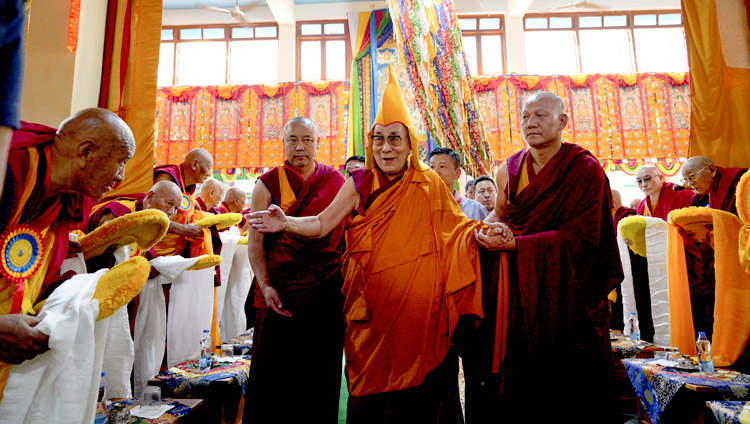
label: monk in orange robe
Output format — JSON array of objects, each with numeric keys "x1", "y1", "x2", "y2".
[
  {"x1": 477, "y1": 92, "x2": 623, "y2": 422},
  {"x1": 248, "y1": 67, "x2": 498, "y2": 422},
  {"x1": 0, "y1": 108, "x2": 135, "y2": 400},
  {"x1": 153, "y1": 148, "x2": 213, "y2": 257}
]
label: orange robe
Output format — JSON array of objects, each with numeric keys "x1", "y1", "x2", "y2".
[{"x1": 343, "y1": 165, "x2": 485, "y2": 397}]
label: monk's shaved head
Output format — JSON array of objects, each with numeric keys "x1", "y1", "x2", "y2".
[
  {"x1": 199, "y1": 178, "x2": 225, "y2": 209},
  {"x1": 283, "y1": 116, "x2": 318, "y2": 140},
  {"x1": 51, "y1": 107, "x2": 135, "y2": 200},
  {"x1": 523, "y1": 92, "x2": 566, "y2": 117},
  {"x1": 682, "y1": 156, "x2": 716, "y2": 195},
  {"x1": 636, "y1": 165, "x2": 663, "y2": 200},
  {"x1": 145, "y1": 180, "x2": 182, "y2": 218},
  {"x1": 182, "y1": 148, "x2": 213, "y2": 186},
  {"x1": 224, "y1": 186, "x2": 247, "y2": 213},
  {"x1": 611, "y1": 189, "x2": 623, "y2": 210}
]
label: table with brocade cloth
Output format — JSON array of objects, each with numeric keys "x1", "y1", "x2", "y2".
[
  {"x1": 611, "y1": 332, "x2": 664, "y2": 415},
  {"x1": 624, "y1": 358, "x2": 750, "y2": 424},
  {"x1": 150, "y1": 357, "x2": 251, "y2": 424},
  {"x1": 114, "y1": 398, "x2": 203, "y2": 423},
  {"x1": 707, "y1": 401, "x2": 750, "y2": 424}
]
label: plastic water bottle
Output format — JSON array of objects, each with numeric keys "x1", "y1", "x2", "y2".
[
  {"x1": 199, "y1": 330, "x2": 212, "y2": 372},
  {"x1": 628, "y1": 312, "x2": 640, "y2": 343},
  {"x1": 697, "y1": 332, "x2": 715, "y2": 375},
  {"x1": 94, "y1": 372, "x2": 107, "y2": 424}
]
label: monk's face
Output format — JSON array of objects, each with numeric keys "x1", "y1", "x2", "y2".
[
  {"x1": 191, "y1": 158, "x2": 213, "y2": 185},
  {"x1": 681, "y1": 162, "x2": 715, "y2": 195},
  {"x1": 205, "y1": 185, "x2": 224, "y2": 209},
  {"x1": 430, "y1": 154, "x2": 461, "y2": 193},
  {"x1": 474, "y1": 180, "x2": 497, "y2": 212},
  {"x1": 521, "y1": 97, "x2": 567, "y2": 149},
  {"x1": 147, "y1": 189, "x2": 182, "y2": 218},
  {"x1": 371, "y1": 123, "x2": 410, "y2": 180},
  {"x1": 635, "y1": 168, "x2": 663, "y2": 198},
  {"x1": 81, "y1": 138, "x2": 135, "y2": 200},
  {"x1": 284, "y1": 121, "x2": 319, "y2": 173}
]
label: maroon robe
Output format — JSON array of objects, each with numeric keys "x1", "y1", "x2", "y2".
[
  {"x1": 637, "y1": 182, "x2": 693, "y2": 220},
  {"x1": 500, "y1": 144, "x2": 623, "y2": 422},
  {"x1": 246, "y1": 161, "x2": 345, "y2": 424},
  {"x1": 691, "y1": 166, "x2": 748, "y2": 214}
]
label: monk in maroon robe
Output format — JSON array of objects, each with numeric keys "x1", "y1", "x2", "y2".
[
  {"x1": 0, "y1": 108, "x2": 135, "y2": 398},
  {"x1": 477, "y1": 92, "x2": 623, "y2": 423},
  {"x1": 680, "y1": 157, "x2": 748, "y2": 340},
  {"x1": 635, "y1": 165, "x2": 692, "y2": 220},
  {"x1": 244, "y1": 117, "x2": 345, "y2": 424}
]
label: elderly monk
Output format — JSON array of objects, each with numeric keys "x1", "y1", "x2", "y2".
[
  {"x1": 243, "y1": 116, "x2": 346, "y2": 423},
  {"x1": 474, "y1": 175, "x2": 497, "y2": 213},
  {"x1": 196, "y1": 178, "x2": 225, "y2": 212},
  {"x1": 213, "y1": 187, "x2": 246, "y2": 227},
  {"x1": 430, "y1": 147, "x2": 488, "y2": 221},
  {"x1": 153, "y1": 148, "x2": 213, "y2": 256},
  {"x1": 682, "y1": 156, "x2": 748, "y2": 215},
  {"x1": 90, "y1": 181, "x2": 182, "y2": 230},
  {"x1": 248, "y1": 66, "x2": 490, "y2": 422},
  {"x1": 476, "y1": 92, "x2": 623, "y2": 422},
  {"x1": 635, "y1": 165, "x2": 692, "y2": 220},
  {"x1": 0, "y1": 108, "x2": 135, "y2": 401}
]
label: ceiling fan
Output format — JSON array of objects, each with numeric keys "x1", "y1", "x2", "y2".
[
  {"x1": 554, "y1": 0, "x2": 608, "y2": 10},
  {"x1": 199, "y1": 0, "x2": 261, "y2": 24}
]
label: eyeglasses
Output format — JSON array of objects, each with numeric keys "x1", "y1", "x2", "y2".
[
  {"x1": 369, "y1": 135, "x2": 404, "y2": 148},
  {"x1": 284, "y1": 137, "x2": 315, "y2": 146},
  {"x1": 681, "y1": 165, "x2": 710, "y2": 186},
  {"x1": 635, "y1": 175, "x2": 656, "y2": 185}
]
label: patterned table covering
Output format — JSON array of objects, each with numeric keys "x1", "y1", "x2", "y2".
[
  {"x1": 611, "y1": 335, "x2": 656, "y2": 358},
  {"x1": 624, "y1": 358, "x2": 750, "y2": 424},
  {"x1": 708, "y1": 401, "x2": 750, "y2": 424},
  {"x1": 156, "y1": 357, "x2": 252, "y2": 397},
  {"x1": 115, "y1": 398, "x2": 194, "y2": 423}
]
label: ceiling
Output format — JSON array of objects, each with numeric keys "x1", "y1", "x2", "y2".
[{"x1": 162, "y1": 0, "x2": 374, "y2": 10}]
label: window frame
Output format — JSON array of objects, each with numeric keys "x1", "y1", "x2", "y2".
[
  {"x1": 160, "y1": 23, "x2": 279, "y2": 87},
  {"x1": 523, "y1": 10, "x2": 685, "y2": 74},
  {"x1": 295, "y1": 20, "x2": 352, "y2": 81},
  {"x1": 457, "y1": 14, "x2": 507, "y2": 76}
]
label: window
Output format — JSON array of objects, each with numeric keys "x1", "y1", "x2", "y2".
[
  {"x1": 458, "y1": 15, "x2": 505, "y2": 76},
  {"x1": 296, "y1": 20, "x2": 351, "y2": 81},
  {"x1": 524, "y1": 11, "x2": 687, "y2": 75},
  {"x1": 158, "y1": 24, "x2": 279, "y2": 87}
]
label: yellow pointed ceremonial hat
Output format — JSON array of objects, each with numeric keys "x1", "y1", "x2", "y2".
[{"x1": 366, "y1": 64, "x2": 428, "y2": 172}]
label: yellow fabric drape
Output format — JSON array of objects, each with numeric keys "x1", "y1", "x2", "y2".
[
  {"x1": 666, "y1": 222, "x2": 696, "y2": 356},
  {"x1": 682, "y1": 0, "x2": 750, "y2": 167},
  {"x1": 104, "y1": 0, "x2": 162, "y2": 197}
]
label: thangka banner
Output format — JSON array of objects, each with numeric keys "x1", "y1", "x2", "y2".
[
  {"x1": 155, "y1": 82, "x2": 350, "y2": 169},
  {"x1": 388, "y1": 0, "x2": 492, "y2": 176},
  {"x1": 474, "y1": 73, "x2": 690, "y2": 163}
]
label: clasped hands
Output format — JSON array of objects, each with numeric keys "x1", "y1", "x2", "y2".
[{"x1": 474, "y1": 222, "x2": 516, "y2": 251}]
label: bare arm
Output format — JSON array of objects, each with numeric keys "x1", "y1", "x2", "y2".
[
  {"x1": 475, "y1": 161, "x2": 516, "y2": 250},
  {"x1": 249, "y1": 177, "x2": 359, "y2": 239},
  {"x1": 246, "y1": 181, "x2": 291, "y2": 317}
]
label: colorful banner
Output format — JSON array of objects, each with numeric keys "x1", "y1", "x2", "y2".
[
  {"x1": 474, "y1": 73, "x2": 690, "y2": 163},
  {"x1": 155, "y1": 82, "x2": 350, "y2": 169},
  {"x1": 389, "y1": 0, "x2": 492, "y2": 176}
]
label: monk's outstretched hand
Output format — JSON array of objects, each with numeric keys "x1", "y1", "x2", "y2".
[
  {"x1": 474, "y1": 222, "x2": 516, "y2": 251},
  {"x1": 0, "y1": 314, "x2": 50, "y2": 364},
  {"x1": 247, "y1": 205, "x2": 287, "y2": 233},
  {"x1": 261, "y1": 285, "x2": 293, "y2": 318}
]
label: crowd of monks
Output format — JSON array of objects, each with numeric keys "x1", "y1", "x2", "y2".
[{"x1": 0, "y1": 62, "x2": 748, "y2": 424}]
